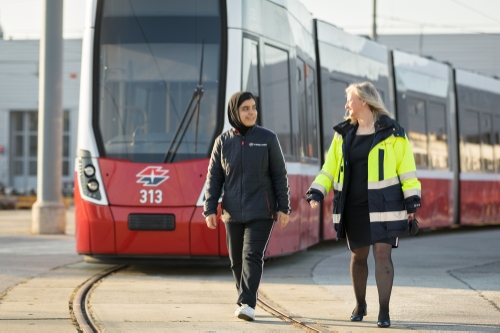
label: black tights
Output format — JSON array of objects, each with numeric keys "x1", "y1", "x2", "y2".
[{"x1": 350, "y1": 243, "x2": 393, "y2": 321}]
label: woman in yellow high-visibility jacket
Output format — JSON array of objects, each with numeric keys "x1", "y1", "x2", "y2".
[{"x1": 306, "y1": 82, "x2": 421, "y2": 328}]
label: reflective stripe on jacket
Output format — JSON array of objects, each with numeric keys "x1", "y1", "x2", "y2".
[{"x1": 309, "y1": 115, "x2": 421, "y2": 241}]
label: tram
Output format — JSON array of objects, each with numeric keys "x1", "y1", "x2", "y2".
[{"x1": 75, "y1": 0, "x2": 500, "y2": 261}]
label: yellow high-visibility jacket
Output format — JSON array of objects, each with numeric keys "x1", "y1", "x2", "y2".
[{"x1": 307, "y1": 115, "x2": 421, "y2": 240}]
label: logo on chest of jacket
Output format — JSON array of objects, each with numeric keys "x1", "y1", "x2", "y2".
[{"x1": 248, "y1": 143, "x2": 267, "y2": 147}]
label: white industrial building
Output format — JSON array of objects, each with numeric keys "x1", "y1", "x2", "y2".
[{"x1": 0, "y1": 38, "x2": 81, "y2": 195}]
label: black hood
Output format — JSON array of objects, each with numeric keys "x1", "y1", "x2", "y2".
[{"x1": 227, "y1": 91, "x2": 255, "y2": 136}]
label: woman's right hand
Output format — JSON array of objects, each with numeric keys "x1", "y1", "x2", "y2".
[
  {"x1": 205, "y1": 214, "x2": 217, "y2": 229},
  {"x1": 309, "y1": 200, "x2": 319, "y2": 209}
]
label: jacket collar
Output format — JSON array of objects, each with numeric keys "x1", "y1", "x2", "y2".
[
  {"x1": 333, "y1": 115, "x2": 405, "y2": 138},
  {"x1": 233, "y1": 125, "x2": 257, "y2": 136}
]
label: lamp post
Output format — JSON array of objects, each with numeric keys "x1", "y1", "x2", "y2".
[
  {"x1": 371, "y1": 0, "x2": 377, "y2": 41},
  {"x1": 32, "y1": 0, "x2": 66, "y2": 234}
]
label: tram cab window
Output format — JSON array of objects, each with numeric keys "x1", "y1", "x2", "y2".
[
  {"x1": 407, "y1": 98, "x2": 428, "y2": 168},
  {"x1": 96, "y1": 0, "x2": 222, "y2": 163},
  {"x1": 481, "y1": 113, "x2": 495, "y2": 172},
  {"x1": 461, "y1": 110, "x2": 481, "y2": 172},
  {"x1": 427, "y1": 102, "x2": 448, "y2": 170},
  {"x1": 494, "y1": 116, "x2": 500, "y2": 173},
  {"x1": 242, "y1": 38, "x2": 260, "y2": 103},
  {"x1": 261, "y1": 44, "x2": 292, "y2": 156}
]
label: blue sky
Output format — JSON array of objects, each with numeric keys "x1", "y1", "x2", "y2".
[{"x1": 0, "y1": 0, "x2": 499, "y2": 39}]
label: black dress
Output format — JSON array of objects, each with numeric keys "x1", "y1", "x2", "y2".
[{"x1": 343, "y1": 133, "x2": 398, "y2": 250}]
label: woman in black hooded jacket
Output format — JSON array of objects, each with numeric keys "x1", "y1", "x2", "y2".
[{"x1": 204, "y1": 91, "x2": 291, "y2": 321}]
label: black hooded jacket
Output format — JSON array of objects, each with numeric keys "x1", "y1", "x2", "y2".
[{"x1": 203, "y1": 125, "x2": 291, "y2": 223}]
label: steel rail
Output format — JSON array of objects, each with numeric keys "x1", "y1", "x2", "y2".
[
  {"x1": 257, "y1": 294, "x2": 334, "y2": 333},
  {"x1": 72, "y1": 265, "x2": 127, "y2": 333},
  {"x1": 71, "y1": 264, "x2": 332, "y2": 332}
]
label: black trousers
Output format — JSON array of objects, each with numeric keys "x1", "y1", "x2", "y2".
[{"x1": 225, "y1": 219, "x2": 275, "y2": 308}]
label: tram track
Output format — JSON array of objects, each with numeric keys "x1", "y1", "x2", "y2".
[
  {"x1": 257, "y1": 293, "x2": 333, "y2": 332},
  {"x1": 71, "y1": 265, "x2": 127, "y2": 333},
  {"x1": 70, "y1": 264, "x2": 332, "y2": 332}
]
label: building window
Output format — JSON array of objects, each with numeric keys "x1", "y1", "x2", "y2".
[{"x1": 9, "y1": 111, "x2": 71, "y2": 192}]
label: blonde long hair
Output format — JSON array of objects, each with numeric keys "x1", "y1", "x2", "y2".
[{"x1": 345, "y1": 82, "x2": 393, "y2": 124}]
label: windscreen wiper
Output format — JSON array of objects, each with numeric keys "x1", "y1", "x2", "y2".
[{"x1": 163, "y1": 40, "x2": 205, "y2": 163}]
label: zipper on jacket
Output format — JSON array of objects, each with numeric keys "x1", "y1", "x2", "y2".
[
  {"x1": 241, "y1": 139, "x2": 244, "y2": 221},
  {"x1": 378, "y1": 149, "x2": 385, "y2": 181}
]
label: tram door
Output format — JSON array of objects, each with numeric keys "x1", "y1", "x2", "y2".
[{"x1": 9, "y1": 111, "x2": 71, "y2": 194}]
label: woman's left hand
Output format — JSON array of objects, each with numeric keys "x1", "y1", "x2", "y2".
[
  {"x1": 408, "y1": 213, "x2": 415, "y2": 222},
  {"x1": 278, "y1": 211, "x2": 289, "y2": 229}
]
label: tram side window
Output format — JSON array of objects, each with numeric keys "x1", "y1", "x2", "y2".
[
  {"x1": 480, "y1": 113, "x2": 494, "y2": 172},
  {"x1": 261, "y1": 45, "x2": 292, "y2": 156},
  {"x1": 427, "y1": 103, "x2": 448, "y2": 170},
  {"x1": 461, "y1": 110, "x2": 481, "y2": 172},
  {"x1": 297, "y1": 61, "x2": 319, "y2": 161},
  {"x1": 305, "y1": 65, "x2": 319, "y2": 159},
  {"x1": 378, "y1": 91, "x2": 385, "y2": 105},
  {"x1": 494, "y1": 116, "x2": 500, "y2": 173},
  {"x1": 323, "y1": 79, "x2": 347, "y2": 158},
  {"x1": 296, "y1": 59, "x2": 307, "y2": 159},
  {"x1": 407, "y1": 98, "x2": 428, "y2": 168},
  {"x1": 242, "y1": 38, "x2": 260, "y2": 102}
]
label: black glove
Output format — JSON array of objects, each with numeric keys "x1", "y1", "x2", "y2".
[{"x1": 407, "y1": 217, "x2": 419, "y2": 236}]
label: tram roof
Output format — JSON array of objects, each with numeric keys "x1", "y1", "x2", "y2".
[
  {"x1": 455, "y1": 69, "x2": 500, "y2": 95},
  {"x1": 315, "y1": 20, "x2": 388, "y2": 64}
]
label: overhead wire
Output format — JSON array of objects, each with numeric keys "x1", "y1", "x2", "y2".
[
  {"x1": 376, "y1": 15, "x2": 500, "y2": 36},
  {"x1": 447, "y1": 0, "x2": 500, "y2": 25}
]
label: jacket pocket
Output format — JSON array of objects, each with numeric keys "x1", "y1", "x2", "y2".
[
  {"x1": 386, "y1": 220, "x2": 408, "y2": 231},
  {"x1": 383, "y1": 191, "x2": 405, "y2": 212}
]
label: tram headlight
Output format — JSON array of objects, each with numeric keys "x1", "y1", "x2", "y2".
[
  {"x1": 83, "y1": 165, "x2": 95, "y2": 177},
  {"x1": 87, "y1": 180, "x2": 99, "y2": 192}
]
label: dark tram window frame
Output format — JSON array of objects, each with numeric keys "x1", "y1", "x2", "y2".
[
  {"x1": 399, "y1": 92, "x2": 450, "y2": 172},
  {"x1": 241, "y1": 34, "x2": 261, "y2": 113},
  {"x1": 296, "y1": 59, "x2": 319, "y2": 162},
  {"x1": 427, "y1": 102, "x2": 449, "y2": 170},
  {"x1": 480, "y1": 113, "x2": 495, "y2": 173},
  {"x1": 260, "y1": 43, "x2": 293, "y2": 158},
  {"x1": 305, "y1": 64, "x2": 319, "y2": 161},
  {"x1": 406, "y1": 97, "x2": 429, "y2": 169},
  {"x1": 461, "y1": 109, "x2": 481, "y2": 172},
  {"x1": 323, "y1": 79, "x2": 348, "y2": 160},
  {"x1": 494, "y1": 115, "x2": 500, "y2": 173}
]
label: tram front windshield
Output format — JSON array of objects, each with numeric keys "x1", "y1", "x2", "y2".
[{"x1": 97, "y1": 0, "x2": 222, "y2": 163}]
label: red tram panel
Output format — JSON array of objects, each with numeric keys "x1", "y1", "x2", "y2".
[{"x1": 418, "y1": 178, "x2": 454, "y2": 228}]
